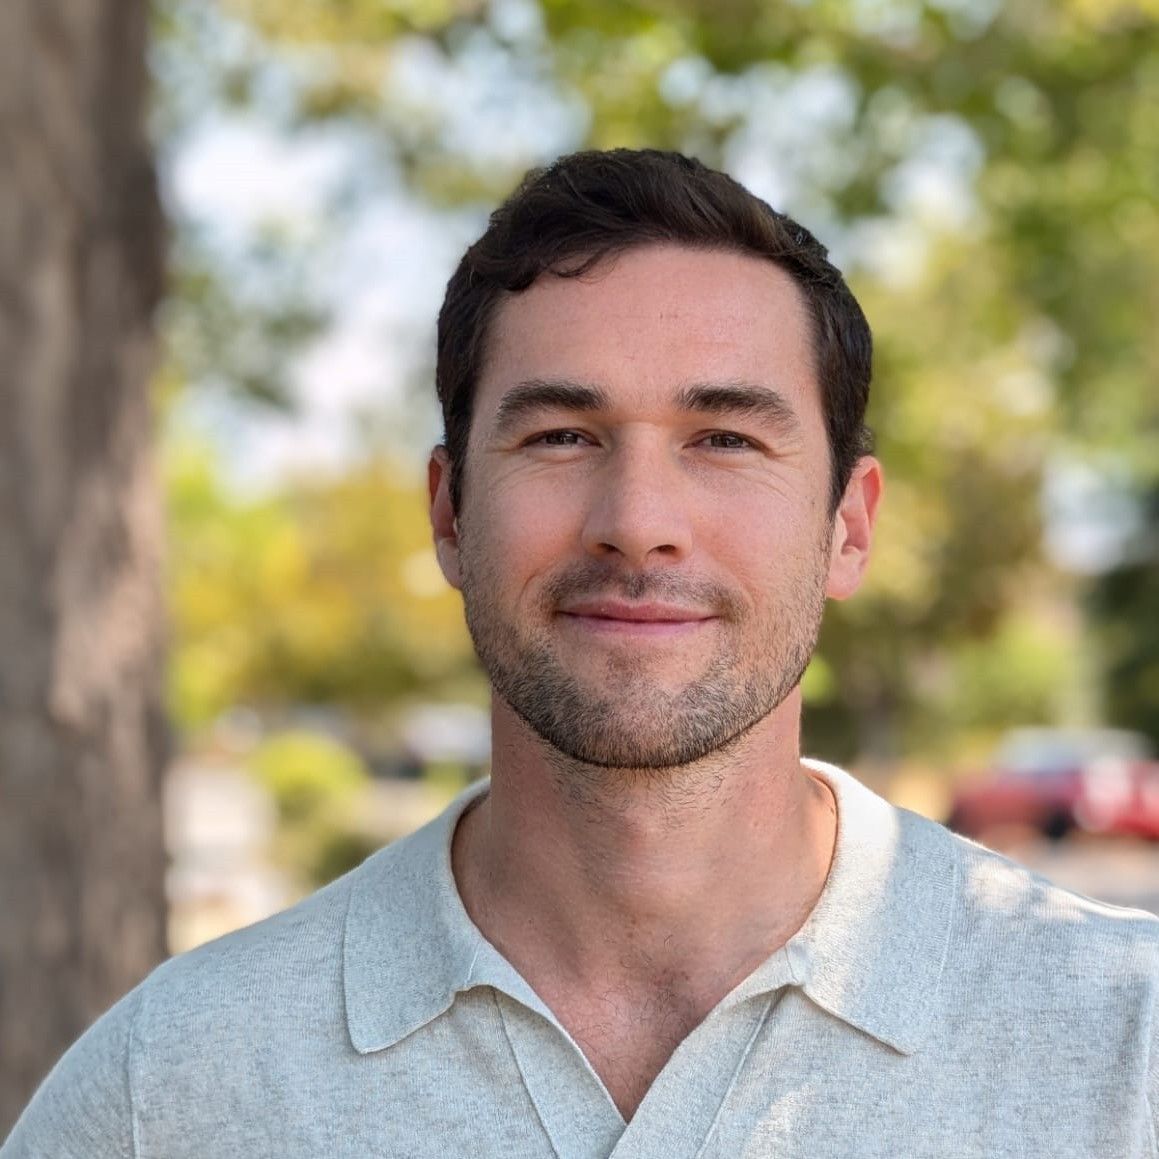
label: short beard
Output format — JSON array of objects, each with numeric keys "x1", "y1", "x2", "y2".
[{"x1": 458, "y1": 536, "x2": 829, "y2": 774}]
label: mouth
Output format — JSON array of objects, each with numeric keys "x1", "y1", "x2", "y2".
[{"x1": 556, "y1": 599, "x2": 717, "y2": 636}]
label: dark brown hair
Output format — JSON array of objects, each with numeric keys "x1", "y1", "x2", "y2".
[{"x1": 436, "y1": 148, "x2": 873, "y2": 514}]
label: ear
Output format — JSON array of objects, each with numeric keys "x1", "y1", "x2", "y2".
[
  {"x1": 825, "y1": 456, "x2": 883, "y2": 601},
  {"x1": 428, "y1": 446, "x2": 462, "y2": 591}
]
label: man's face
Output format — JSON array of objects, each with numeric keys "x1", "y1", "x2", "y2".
[{"x1": 431, "y1": 244, "x2": 874, "y2": 769}]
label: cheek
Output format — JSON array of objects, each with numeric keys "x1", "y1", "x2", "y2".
[
  {"x1": 470, "y1": 482, "x2": 583, "y2": 584},
  {"x1": 703, "y1": 500, "x2": 829, "y2": 589}
]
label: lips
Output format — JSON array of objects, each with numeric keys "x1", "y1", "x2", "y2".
[{"x1": 557, "y1": 598, "x2": 714, "y2": 624}]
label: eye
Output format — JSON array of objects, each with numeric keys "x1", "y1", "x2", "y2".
[
  {"x1": 699, "y1": 431, "x2": 757, "y2": 451},
  {"x1": 527, "y1": 429, "x2": 591, "y2": 447}
]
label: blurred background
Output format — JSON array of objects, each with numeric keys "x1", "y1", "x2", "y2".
[{"x1": 2, "y1": 0, "x2": 1157, "y2": 1132}]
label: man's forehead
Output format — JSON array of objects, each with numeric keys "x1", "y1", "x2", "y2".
[
  {"x1": 476, "y1": 244, "x2": 820, "y2": 423},
  {"x1": 488, "y1": 243, "x2": 810, "y2": 327}
]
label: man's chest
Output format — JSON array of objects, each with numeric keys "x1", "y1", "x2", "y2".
[{"x1": 132, "y1": 987, "x2": 1155, "y2": 1159}]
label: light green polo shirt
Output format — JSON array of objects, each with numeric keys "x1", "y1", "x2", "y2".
[{"x1": 5, "y1": 760, "x2": 1159, "y2": 1158}]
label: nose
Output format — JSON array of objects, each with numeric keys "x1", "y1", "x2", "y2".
[{"x1": 579, "y1": 440, "x2": 694, "y2": 566}]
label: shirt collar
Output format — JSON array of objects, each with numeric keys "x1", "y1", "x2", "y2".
[
  {"x1": 786, "y1": 759, "x2": 960, "y2": 1055},
  {"x1": 343, "y1": 762, "x2": 959, "y2": 1057},
  {"x1": 343, "y1": 777, "x2": 494, "y2": 1054}
]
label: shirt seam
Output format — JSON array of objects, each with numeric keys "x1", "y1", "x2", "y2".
[
  {"x1": 1146, "y1": 959, "x2": 1159, "y2": 1159},
  {"x1": 1146, "y1": 1086, "x2": 1158, "y2": 1159},
  {"x1": 906, "y1": 826, "x2": 961, "y2": 1054},
  {"x1": 782, "y1": 942, "x2": 801, "y2": 987},
  {"x1": 931, "y1": 829, "x2": 961, "y2": 999},
  {"x1": 126, "y1": 984, "x2": 145, "y2": 1159},
  {"x1": 693, "y1": 991, "x2": 776, "y2": 1159},
  {"x1": 492, "y1": 990, "x2": 562, "y2": 1159},
  {"x1": 464, "y1": 940, "x2": 482, "y2": 985}
]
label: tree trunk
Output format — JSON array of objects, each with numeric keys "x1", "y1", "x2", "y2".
[{"x1": 0, "y1": 0, "x2": 167, "y2": 1135}]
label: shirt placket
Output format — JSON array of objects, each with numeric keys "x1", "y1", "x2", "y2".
[
  {"x1": 495, "y1": 991, "x2": 627, "y2": 1159},
  {"x1": 605, "y1": 989, "x2": 781, "y2": 1159},
  {"x1": 468, "y1": 927, "x2": 800, "y2": 1159}
]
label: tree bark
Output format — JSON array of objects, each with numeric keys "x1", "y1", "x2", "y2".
[{"x1": 0, "y1": 0, "x2": 167, "y2": 1135}]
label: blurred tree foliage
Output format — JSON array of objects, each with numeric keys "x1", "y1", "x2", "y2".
[
  {"x1": 161, "y1": 220, "x2": 329, "y2": 411},
  {"x1": 249, "y1": 728, "x2": 369, "y2": 824},
  {"x1": 247, "y1": 729, "x2": 382, "y2": 886},
  {"x1": 167, "y1": 440, "x2": 478, "y2": 730},
  {"x1": 154, "y1": 0, "x2": 1159, "y2": 758},
  {"x1": 1089, "y1": 485, "x2": 1159, "y2": 745}
]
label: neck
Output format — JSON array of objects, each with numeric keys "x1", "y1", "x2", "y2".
[{"x1": 453, "y1": 692, "x2": 838, "y2": 1006}]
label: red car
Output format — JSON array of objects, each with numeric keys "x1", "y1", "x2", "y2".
[{"x1": 946, "y1": 728, "x2": 1159, "y2": 842}]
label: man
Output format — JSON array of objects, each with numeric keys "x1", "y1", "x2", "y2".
[{"x1": 4, "y1": 149, "x2": 1158, "y2": 1158}]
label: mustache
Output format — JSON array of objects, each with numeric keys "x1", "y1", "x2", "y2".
[{"x1": 541, "y1": 561, "x2": 744, "y2": 618}]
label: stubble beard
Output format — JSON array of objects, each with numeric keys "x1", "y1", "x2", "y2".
[{"x1": 457, "y1": 522, "x2": 832, "y2": 774}]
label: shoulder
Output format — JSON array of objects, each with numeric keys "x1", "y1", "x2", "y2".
[
  {"x1": 0, "y1": 987, "x2": 141, "y2": 1159},
  {"x1": 148, "y1": 861, "x2": 353, "y2": 998},
  {"x1": 920, "y1": 815, "x2": 1159, "y2": 1032},
  {"x1": 944, "y1": 821, "x2": 1159, "y2": 961},
  {"x1": 131, "y1": 830, "x2": 428, "y2": 1052},
  {"x1": 1, "y1": 831, "x2": 431, "y2": 1157}
]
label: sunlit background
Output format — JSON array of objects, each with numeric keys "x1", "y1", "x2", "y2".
[{"x1": 147, "y1": 0, "x2": 1159, "y2": 949}]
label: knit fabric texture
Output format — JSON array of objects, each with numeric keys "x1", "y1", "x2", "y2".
[{"x1": 5, "y1": 760, "x2": 1159, "y2": 1158}]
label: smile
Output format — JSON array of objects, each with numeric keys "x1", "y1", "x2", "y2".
[{"x1": 556, "y1": 600, "x2": 717, "y2": 637}]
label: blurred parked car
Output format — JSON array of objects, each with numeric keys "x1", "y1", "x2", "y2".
[{"x1": 946, "y1": 728, "x2": 1159, "y2": 842}]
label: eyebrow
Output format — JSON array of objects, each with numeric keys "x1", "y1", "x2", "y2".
[
  {"x1": 489, "y1": 376, "x2": 802, "y2": 436},
  {"x1": 491, "y1": 378, "x2": 611, "y2": 435},
  {"x1": 675, "y1": 382, "x2": 802, "y2": 435}
]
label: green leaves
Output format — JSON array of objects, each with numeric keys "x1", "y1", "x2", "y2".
[
  {"x1": 166, "y1": 444, "x2": 479, "y2": 731},
  {"x1": 155, "y1": 0, "x2": 1159, "y2": 757}
]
